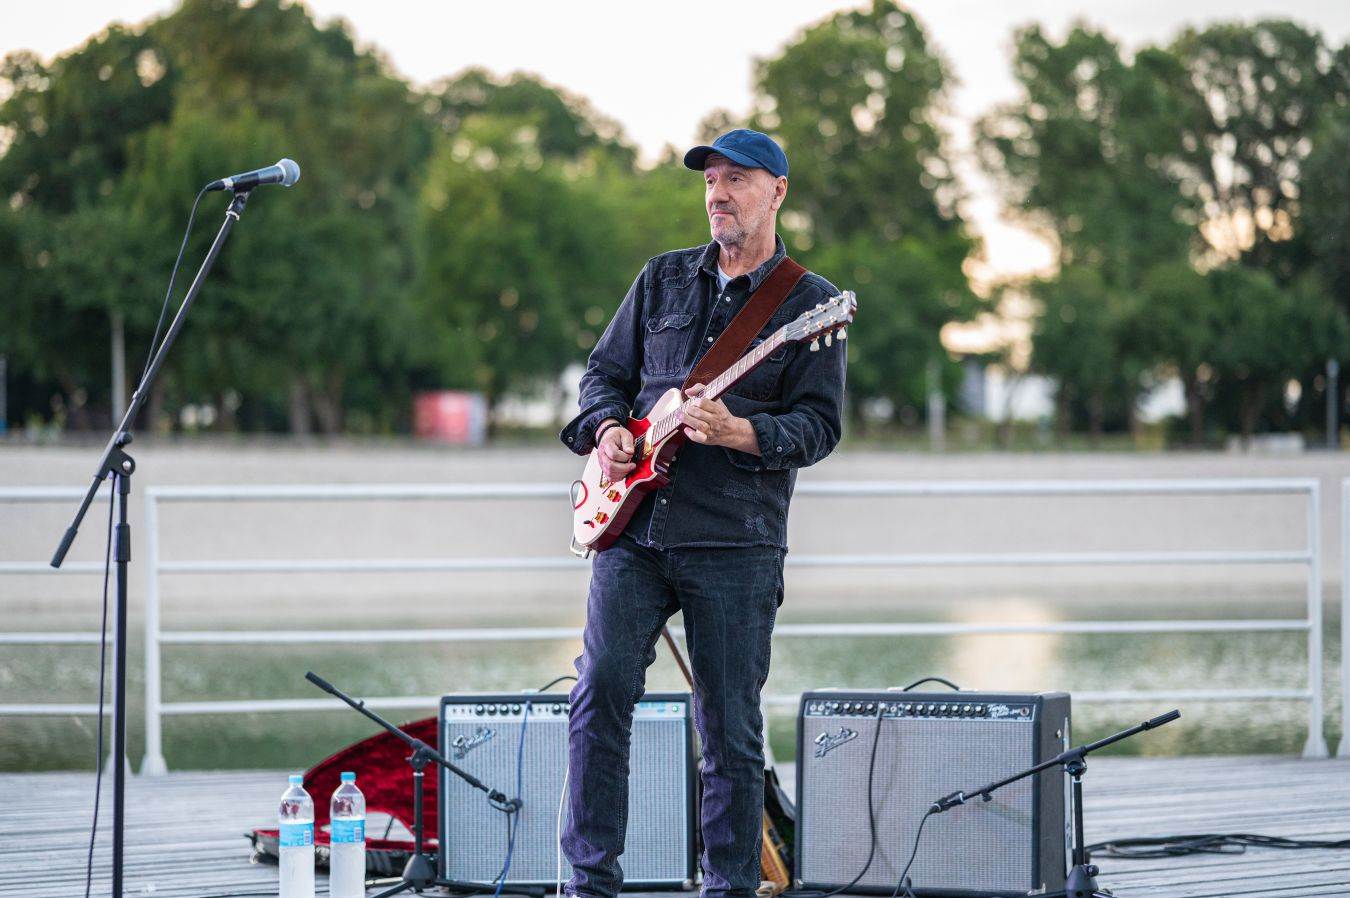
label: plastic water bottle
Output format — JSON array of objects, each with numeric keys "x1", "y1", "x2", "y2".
[
  {"x1": 329, "y1": 771, "x2": 366, "y2": 897},
  {"x1": 279, "y1": 773, "x2": 315, "y2": 898}
]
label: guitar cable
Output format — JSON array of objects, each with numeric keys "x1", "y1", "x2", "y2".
[{"x1": 780, "y1": 703, "x2": 886, "y2": 898}]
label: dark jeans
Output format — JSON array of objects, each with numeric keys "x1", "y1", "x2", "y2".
[{"x1": 563, "y1": 535, "x2": 785, "y2": 898}]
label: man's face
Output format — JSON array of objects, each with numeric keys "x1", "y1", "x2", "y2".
[{"x1": 704, "y1": 155, "x2": 785, "y2": 247}]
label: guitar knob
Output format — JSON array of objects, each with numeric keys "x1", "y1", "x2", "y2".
[
  {"x1": 838, "y1": 328, "x2": 847, "y2": 340},
  {"x1": 824, "y1": 332, "x2": 833, "y2": 347},
  {"x1": 809, "y1": 339, "x2": 820, "y2": 352}
]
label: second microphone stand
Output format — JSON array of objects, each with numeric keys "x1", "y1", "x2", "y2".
[{"x1": 931, "y1": 709, "x2": 1181, "y2": 898}]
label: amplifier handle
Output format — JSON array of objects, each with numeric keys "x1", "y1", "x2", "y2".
[{"x1": 888, "y1": 676, "x2": 962, "y2": 692}]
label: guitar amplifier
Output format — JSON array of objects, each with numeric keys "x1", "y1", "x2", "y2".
[
  {"x1": 438, "y1": 691, "x2": 695, "y2": 887},
  {"x1": 796, "y1": 690, "x2": 1071, "y2": 897}
]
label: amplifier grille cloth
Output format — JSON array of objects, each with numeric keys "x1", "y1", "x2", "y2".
[
  {"x1": 442, "y1": 711, "x2": 687, "y2": 884},
  {"x1": 801, "y1": 717, "x2": 1036, "y2": 892}
]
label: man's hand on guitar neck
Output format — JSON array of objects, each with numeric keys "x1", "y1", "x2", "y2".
[
  {"x1": 596, "y1": 419, "x2": 637, "y2": 481},
  {"x1": 680, "y1": 384, "x2": 761, "y2": 455}
]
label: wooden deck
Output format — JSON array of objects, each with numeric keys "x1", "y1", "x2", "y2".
[{"x1": 3, "y1": 756, "x2": 1349, "y2": 898}]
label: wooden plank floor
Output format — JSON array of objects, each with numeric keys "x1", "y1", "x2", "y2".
[{"x1": 3, "y1": 756, "x2": 1349, "y2": 898}]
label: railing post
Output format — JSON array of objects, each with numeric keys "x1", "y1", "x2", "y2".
[
  {"x1": 1340, "y1": 479, "x2": 1350, "y2": 758},
  {"x1": 141, "y1": 491, "x2": 168, "y2": 775},
  {"x1": 1304, "y1": 482, "x2": 1329, "y2": 758}
]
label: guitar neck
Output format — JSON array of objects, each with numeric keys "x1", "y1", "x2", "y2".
[{"x1": 645, "y1": 328, "x2": 788, "y2": 445}]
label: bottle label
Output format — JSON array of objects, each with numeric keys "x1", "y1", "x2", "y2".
[
  {"x1": 331, "y1": 818, "x2": 365, "y2": 844},
  {"x1": 279, "y1": 821, "x2": 313, "y2": 848}
]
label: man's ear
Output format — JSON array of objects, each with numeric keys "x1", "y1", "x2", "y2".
[{"x1": 771, "y1": 176, "x2": 788, "y2": 211}]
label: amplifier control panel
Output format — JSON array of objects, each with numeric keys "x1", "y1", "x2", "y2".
[
  {"x1": 442, "y1": 697, "x2": 686, "y2": 721},
  {"x1": 802, "y1": 698, "x2": 1036, "y2": 721}
]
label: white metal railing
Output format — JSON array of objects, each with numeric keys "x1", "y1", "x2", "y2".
[
  {"x1": 128, "y1": 478, "x2": 1333, "y2": 774},
  {"x1": 0, "y1": 487, "x2": 112, "y2": 721},
  {"x1": 1342, "y1": 479, "x2": 1350, "y2": 759}
]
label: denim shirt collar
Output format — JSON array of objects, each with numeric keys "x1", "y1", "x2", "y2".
[{"x1": 697, "y1": 235, "x2": 788, "y2": 292}]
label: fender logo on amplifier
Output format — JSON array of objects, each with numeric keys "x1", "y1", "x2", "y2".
[
  {"x1": 813, "y1": 727, "x2": 858, "y2": 758},
  {"x1": 451, "y1": 726, "x2": 495, "y2": 759}
]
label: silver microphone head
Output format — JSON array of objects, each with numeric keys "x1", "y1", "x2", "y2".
[{"x1": 277, "y1": 158, "x2": 301, "y2": 187}]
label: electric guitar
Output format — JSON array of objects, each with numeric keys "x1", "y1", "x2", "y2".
[{"x1": 569, "y1": 290, "x2": 856, "y2": 557}]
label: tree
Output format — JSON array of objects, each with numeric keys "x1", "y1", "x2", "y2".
[
  {"x1": 751, "y1": 0, "x2": 977, "y2": 422},
  {"x1": 979, "y1": 26, "x2": 1207, "y2": 286},
  {"x1": 979, "y1": 25, "x2": 1209, "y2": 435},
  {"x1": 1136, "y1": 261, "x2": 1219, "y2": 444},
  {"x1": 1028, "y1": 266, "x2": 1143, "y2": 442},
  {"x1": 1171, "y1": 21, "x2": 1349, "y2": 276},
  {"x1": 0, "y1": 0, "x2": 433, "y2": 434}
]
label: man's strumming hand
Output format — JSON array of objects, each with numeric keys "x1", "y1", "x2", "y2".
[{"x1": 596, "y1": 419, "x2": 636, "y2": 481}]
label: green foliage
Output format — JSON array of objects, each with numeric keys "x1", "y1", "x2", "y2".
[
  {"x1": 753, "y1": 0, "x2": 977, "y2": 420},
  {"x1": 1170, "y1": 20, "x2": 1348, "y2": 273},
  {"x1": 1300, "y1": 107, "x2": 1350, "y2": 310},
  {"x1": 754, "y1": 0, "x2": 962, "y2": 246},
  {"x1": 983, "y1": 19, "x2": 1349, "y2": 442},
  {"x1": 1, "y1": 1, "x2": 1344, "y2": 443}
]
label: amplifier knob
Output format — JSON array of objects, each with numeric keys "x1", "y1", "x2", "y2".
[
  {"x1": 474, "y1": 704, "x2": 485, "y2": 714},
  {"x1": 498, "y1": 704, "x2": 510, "y2": 715},
  {"x1": 866, "y1": 702, "x2": 876, "y2": 713},
  {"x1": 963, "y1": 704, "x2": 973, "y2": 716},
  {"x1": 829, "y1": 702, "x2": 840, "y2": 712},
  {"x1": 511, "y1": 704, "x2": 521, "y2": 714},
  {"x1": 552, "y1": 703, "x2": 563, "y2": 714},
  {"x1": 976, "y1": 705, "x2": 987, "y2": 716},
  {"x1": 903, "y1": 704, "x2": 913, "y2": 714},
  {"x1": 486, "y1": 705, "x2": 497, "y2": 715}
]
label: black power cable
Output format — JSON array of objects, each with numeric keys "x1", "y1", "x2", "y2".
[
  {"x1": 137, "y1": 186, "x2": 210, "y2": 390},
  {"x1": 83, "y1": 475, "x2": 116, "y2": 898},
  {"x1": 781, "y1": 705, "x2": 887, "y2": 898},
  {"x1": 890, "y1": 808, "x2": 937, "y2": 898},
  {"x1": 1087, "y1": 833, "x2": 1350, "y2": 859}
]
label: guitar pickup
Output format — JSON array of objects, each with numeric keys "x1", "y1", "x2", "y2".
[
  {"x1": 605, "y1": 489, "x2": 622, "y2": 502},
  {"x1": 593, "y1": 511, "x2": 610, "y2": 524}
]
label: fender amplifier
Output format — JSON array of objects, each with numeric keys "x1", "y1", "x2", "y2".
[
  {"x1": 438, "y1": 691, "x2": 695, "y2": 887},
  {"x1": 796, "y1": 690, "x2": 1071, "y2": 897}
]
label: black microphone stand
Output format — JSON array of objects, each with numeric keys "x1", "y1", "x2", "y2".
[
  {"x1": 930, "y1": 710, "x2": 1181, "y2": 898},
  {"x1": 304, "y1": 672, "x2": 527, "y2": 898},
  {"x1": 49, "y1": 189, "x2": 253, "y2": 898}
]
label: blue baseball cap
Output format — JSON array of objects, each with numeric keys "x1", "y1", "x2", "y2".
[{"x1": 684, "y1": 129, "x2": 788, "y2": 178}]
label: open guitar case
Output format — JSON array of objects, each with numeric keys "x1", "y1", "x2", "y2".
[{"x1": 247, "y1": 715, "x2": 440, "y2": 876}]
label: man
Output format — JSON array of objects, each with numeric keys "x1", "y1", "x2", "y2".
[{"x1": 558, "y1": 129, "x2": 847, "y2": 898}]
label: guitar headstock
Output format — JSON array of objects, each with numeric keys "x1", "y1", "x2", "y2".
[{"x1": 784, "y1": 290, "x2": 857, "y2": 351}]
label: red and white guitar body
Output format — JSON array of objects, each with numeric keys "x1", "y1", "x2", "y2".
[
  {"x1": 569, "y1": 387, "x2": 686, "y2": 556},
  {"x1": 569, "y1": 290, "x2": 857, "y2": 558}
]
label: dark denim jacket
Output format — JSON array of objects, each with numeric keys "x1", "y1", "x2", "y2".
[{"x1": 559, "y1": 237, "x2": 847, "y2": 550}]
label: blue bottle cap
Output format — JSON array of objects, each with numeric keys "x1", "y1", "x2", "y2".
[
  {"x1": 289, "y1": 774, "x2": 303, "y2": 784},
  {"x1": 340, "y1": 772, "x2": 356, "y2": 782}
]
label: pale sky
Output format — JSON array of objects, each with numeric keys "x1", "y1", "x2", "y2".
[{"x1": 8, "y1": 0, "x2": 1349, "y2": 297}]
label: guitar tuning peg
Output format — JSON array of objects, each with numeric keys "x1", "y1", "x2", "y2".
[
  {"x1": 810, "y1": 338, "x2": 820, "y2": 352},
  {"x1": 824, "y1": 332, "x2": 833, "y2": 348},
  {"x1": 839, "y1": 327, "x2": 848, "y2": 340}
]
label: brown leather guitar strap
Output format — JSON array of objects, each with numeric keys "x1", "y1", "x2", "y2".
[{"x1": 681, "y1": 256, "x2": 806, "y2": 392}]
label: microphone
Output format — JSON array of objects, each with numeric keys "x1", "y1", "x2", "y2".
[{"x1": 206, "y1": 158, "x2": 300, "y2": 193}]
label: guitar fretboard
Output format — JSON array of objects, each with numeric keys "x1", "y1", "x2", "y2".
[{"x1": 634, "y1": 327, "x2": 787, "y2": 457}]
